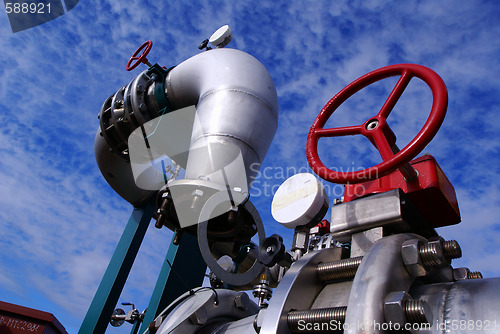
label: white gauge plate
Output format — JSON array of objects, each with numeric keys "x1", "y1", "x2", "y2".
[{"x1": 271, "y1": 173, "x2": 328, "y2": 229}]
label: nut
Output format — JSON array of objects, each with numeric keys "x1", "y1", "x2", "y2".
[
  {"x1": 384, "y1": 291, "x2": 411, "y2": 325},
  {"x1": 234, "y1": 292, "x2": 249, "y2": 311},
  {"x1": 189, "y1": 307, "x2": 207, "y2": 325},
  {"x1": 453, "y1": 267, "x2": 469, "y2": 281},
  {"x1": 401, "y1": 239, "x2": 428, "y2": 277}
]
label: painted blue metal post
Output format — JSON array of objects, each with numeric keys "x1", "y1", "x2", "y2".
[
  {"x1": 79, "y1": 201, "x2": 155, "y2": 334},
  {"x1": 139, "y1": 232, "x2": 207, "y2": 333}
]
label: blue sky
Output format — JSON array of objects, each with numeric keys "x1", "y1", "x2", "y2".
[{"x1": 1, "y1": 1, "x2": 500, "y2": 333}]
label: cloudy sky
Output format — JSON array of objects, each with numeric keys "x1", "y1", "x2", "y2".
[{"x1": 1, "y1": 1, "x2": 500, "y2": 333}]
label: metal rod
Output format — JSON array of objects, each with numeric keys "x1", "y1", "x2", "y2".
[
  {"x1": 288, "y1": 306, "x2": 347, "y2": 333},
  {"x1": 316, "y1": 256, "x2": 363, "y2": 282},
  {"x1": 442, "y1": 240, "x2": 462, "y2": 260},
  {"x1": 391, "y1": 144, "x2": 418, "y2": 182}
]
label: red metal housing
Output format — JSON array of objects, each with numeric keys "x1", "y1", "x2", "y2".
[{"x1": 343, "y1": 155, "x2": 460, "y2": 228}]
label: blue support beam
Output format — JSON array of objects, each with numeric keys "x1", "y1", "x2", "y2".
[
  {"x1": 139, "y1": 232, "x2": 207, "y2": 333},
  {"x1": 79, "y1": 201, "x2": 155, "y2": 334}
]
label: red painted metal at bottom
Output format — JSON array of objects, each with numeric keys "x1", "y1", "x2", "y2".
[
  {"x1": 0, "y1": 301, "x2": 68, "y2": 334},
  {"x1": 344, "y1": 155, "x2": 460, "y2": 228}
]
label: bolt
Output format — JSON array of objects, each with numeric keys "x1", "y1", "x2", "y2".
[
  {"x1": 404, "y1": 299, "x2": 432, "y2": 325},
  {"x1": 453, "y1": 267, "x2": 469, "y2": 281},
  {"x1": 384, "y1": 291, "x2": 411, "y2": 325},
  {"x1": 317, "y1": 256, "x2": 363, "y2": 281},
  {"x1": 467, "y1": 271, "x2": 483, "y2": 279},
  {"x1": 266, "y1": 246, "x2": 275, "y2": 254},
  {"x1": 418, "y1": 239, "x2": 447, "y2": 267},
  {"x1": 384, "y1": 291, "x2": 432, "y2": 327},
  {"x1": 189, "y1": 307, "x2": 207, "y2": 325},
  {"x1": 234, "y1": 292, "x2": 249, "y2": 311},
  {"x1": 114, "y1": 100, "x2": 123, "y2": 108},
  {"x1": 442, "y1": 240, "x2": 462, "y2": 260},
  {"x1": 453, "y1": 267, "x2": 483, "y2": 280},
  {"x1": 288, "y1": 306, "x2": 347, "y2": 333}
]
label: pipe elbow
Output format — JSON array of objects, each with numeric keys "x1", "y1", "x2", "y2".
[
  {"x1": 166, "y1": 48, "x2": 278, "y2": 118},
  {"x1": 166, "y1": 48, "x2": 279, "y2": 188}
]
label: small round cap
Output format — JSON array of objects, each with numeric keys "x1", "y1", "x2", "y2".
[{"x1": 209, "y1": 25, "x2": 233, "y2": 47}]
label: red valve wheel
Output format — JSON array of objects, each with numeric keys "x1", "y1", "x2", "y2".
[
  {"x1": 306, "y1": 64, "x2": 448, "y2": 184},
  {"x1": 126, "y1": 41, "x2": 153, "y2": 71}
]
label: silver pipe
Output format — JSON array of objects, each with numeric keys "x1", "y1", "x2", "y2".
[
  {"x1": 165, "y1": 48, "x2": 279, "y2": 190},
  {"x1": 95, "y1": 48, "x2": 278, "y2": 206}
]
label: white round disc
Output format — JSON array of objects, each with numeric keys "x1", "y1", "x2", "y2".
[
  {"x1": 209, "y1": 25, "x2": 232, "y2": 46},
  {"x1": 271, "y1": 173, "x2": 329, "y2": 229}
]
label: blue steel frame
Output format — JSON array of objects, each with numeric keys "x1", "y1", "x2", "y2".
[{"x1": 78, "y1": 200, "x2": 206, "y2": 334}]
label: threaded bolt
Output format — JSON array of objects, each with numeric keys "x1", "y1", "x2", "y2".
[
  {"x1": 317, "y1": 256, "x2": 363, "y2": 281},
  {"x1": 288, "y1": 306, "x2": 347, "y2": 333},
  {"x1": 467, "y1": 271, "x2": 483, "y2": 279},
  {"x1": 442, "y1": 240, "x2": 462, "y2": 260},
  {"x1": 404, "y1": 299, "x2": 431, "y2": 324},
  {"x1": 418, "y1": 242, "x2": 441, "y2": 267},
  {"x1": 418, "y1": 239, "x2": 461, "y2": 268}
]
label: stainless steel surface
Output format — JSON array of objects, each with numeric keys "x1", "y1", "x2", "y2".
[
  {"x1": 157, "y1": 289, "x2": 259, "y2": 334},
  {"x1": 311, "y1": 281, "x2": 352, "y2": 309},
  {"x1": 330, "y1": 189, "x2": 410, "y2": 240},
  {"x1": 259, "y1": 247, "x2": 342, "y2": 334},
  {"x1": 166, "y1": 48, "x2": 278, "y2": 190},
  {"x1": 344, "y1": 234, "x2": 416, "y2": 334},
  {"x1": 94, "y1": 130, "x2": 154, "y2": 206},
  {"x1": 350, "y1": 227, "x2": 383, "y2": 257},
  {"x1": 410, "y1": 277, "x2": 500, "y2": 333}
]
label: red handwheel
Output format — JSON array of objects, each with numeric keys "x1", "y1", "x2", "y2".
[
  {"x1": 306, "y1": 64, "x2": 448, "y2": 184},
  {"x1": 126, "y1": 41, "x2": 153, "y2": 71}
]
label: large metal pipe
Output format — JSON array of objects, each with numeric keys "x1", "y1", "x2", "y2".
[
  {"x1": 95, "y1": 48, "x2": 278, "y2": 207},
  {"x1": 166, "y1": 48, "x2": 279, "y2": 191}
]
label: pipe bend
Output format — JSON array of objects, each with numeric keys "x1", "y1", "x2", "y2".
[
  {"x1": 165, "y1": 48, "x2": 278, "y2": 116},
  {"x1": 166, "y1": 48, "x2": 279, "y2": 187}
]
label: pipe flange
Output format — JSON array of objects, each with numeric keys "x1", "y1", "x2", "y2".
[
  {"x1": 198, "y1": 191, "x2": 265, "y2": 286},
  {"x1": 344, "y1": 233, "x2": 418, "y2": 334}
]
